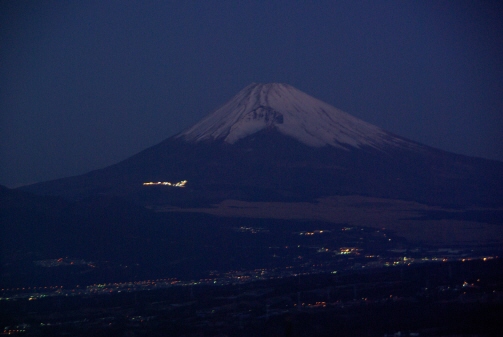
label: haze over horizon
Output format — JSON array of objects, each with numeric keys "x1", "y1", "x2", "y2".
[{"x1": 1, "y1": 1, "x2": 502, "y2": 188}]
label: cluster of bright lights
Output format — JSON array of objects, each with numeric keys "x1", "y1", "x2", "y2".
[
  {"x1": 143, "y1": 180, "x2": 187, "y2": 187},
  {"x1": 3, "y1": 329, "x2": 26, "y2": 334},
  {"x1": 294, "y1": 301, "x2": 327, "y2": 308},
  {"x1": 338, "y1": 247, "x2": 360, "y2": 255},
  {"x1": 297, "y1": 229, "x2": 330, "y2": 236}
]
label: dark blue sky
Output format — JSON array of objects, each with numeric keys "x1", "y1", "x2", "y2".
[{"x1": 1, "y1": 1, "x2": 502, "y2": 188}]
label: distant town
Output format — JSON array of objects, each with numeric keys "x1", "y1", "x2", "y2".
[
  {"x1": 1, "y1": 255, "x2": 502, "y2": 337},
  {"x1": 2, "y1": 221, "x2": 502, "y2": 336},
  {"x1": 1, "y1": 251, "x2": 498, "y2": 302},
  {"x1": 3, "y1": 223, "x2": 500, "y2": 301}
]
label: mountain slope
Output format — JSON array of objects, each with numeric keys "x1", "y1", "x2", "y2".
[{"x1": 20, "y1": 83, "x2": 503, "y2": 207}]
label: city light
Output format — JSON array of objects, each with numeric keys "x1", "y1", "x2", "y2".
[{"x1": 143, "y1": 180, "x2": 187, "y2": 187}]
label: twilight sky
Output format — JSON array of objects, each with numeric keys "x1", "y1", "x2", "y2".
[{"x1": 1, "y1": 1, "x2": 502, "y2": 188}]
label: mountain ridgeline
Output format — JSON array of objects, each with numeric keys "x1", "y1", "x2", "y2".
[{"x1": 22, "y1": 83, "x2": 503, "y2": 207}]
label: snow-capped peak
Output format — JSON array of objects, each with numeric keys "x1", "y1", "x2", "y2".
[{"x1": 177, "y1": 83, "x2": 400, "y2": 150}]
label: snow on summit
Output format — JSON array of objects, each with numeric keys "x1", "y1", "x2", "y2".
[{"x1": 178, "y1": 83, "x2": 401, "y2": 150}]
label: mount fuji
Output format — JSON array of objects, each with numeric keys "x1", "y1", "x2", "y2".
[
  {"x1": 177, "y1": 83, "x2": 406, "y2": 150},
  {"x1": 22, "y1": 83, "x2": 503, "y2": 207}
]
